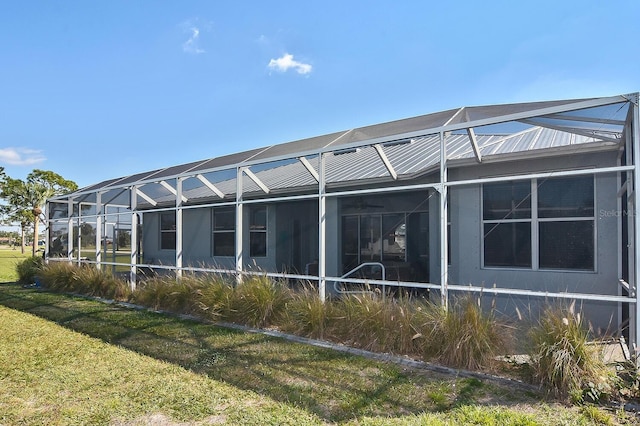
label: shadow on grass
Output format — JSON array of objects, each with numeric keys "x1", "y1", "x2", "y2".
[{"x1": 0, "y1": 284, "x2": 535, "y2": 423}]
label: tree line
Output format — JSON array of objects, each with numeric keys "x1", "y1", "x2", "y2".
[{"x1": 0, "y1": 167, "x2": 78, "y2": 256}]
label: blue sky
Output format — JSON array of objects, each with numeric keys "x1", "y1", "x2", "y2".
[{"x1": 1, "y1": 1, "x2": 638, "y2": 189}]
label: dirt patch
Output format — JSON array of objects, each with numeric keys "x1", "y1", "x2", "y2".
[{"x1": 112, "y1": 413, "x2": 226, "y2": 425}]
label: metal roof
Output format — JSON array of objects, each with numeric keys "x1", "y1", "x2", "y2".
[
  {"x1": 139, "y1": 127, "x2": 616, "y2": 208},
  {"x1": 53, "y1": 93, "x2": 635, "y2": 206}
]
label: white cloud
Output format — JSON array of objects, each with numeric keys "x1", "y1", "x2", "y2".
[
  {"x1": 0, "y1": 148, "x2": 45, "y2": 166},
  {"x1": 182, "y1": 26, "x2": 205, "y2": 54},
  {"x1": 268, "y1": 53, "x2": 312, "y2": 75}
]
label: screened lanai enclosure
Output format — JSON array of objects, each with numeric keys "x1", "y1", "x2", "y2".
[{"x1": 47, "y1": 93, "x2": 640, "y2": 348}]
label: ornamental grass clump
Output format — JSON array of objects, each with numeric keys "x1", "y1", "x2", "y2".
[
  {"x1": 229, "y1": 275, "x2": 290, "y2": 328},
  {"x1": 37, "y1": 261, "x2": 78, "y2": 293},
  {"x1": 528, "y1": 304, "x2": 610, "y2": 401},
  {"x1": 37, "y1": 262, "x2": 130, "y2": 300},
  {"x1": 280, "y1": 282, "x2": 333, "y2": 340},
  {"x1": 69, "y1": 264, "x2": 130, "y2": 300},
  {"x1": 331, "y1": 291, "x2": 392, "y2": 352},
  {"x1": 424, "y1": 296, "x2": 510, "y2": 370},
  {"x1": 191, "y1": 274, "x2": 235, "y2": 321},
  {"x1": 131, "y1": 275, "x2": 205, "y2": 314},
  {"x1": 330, "y1": 290, "x2": 430, "y2": 355}
]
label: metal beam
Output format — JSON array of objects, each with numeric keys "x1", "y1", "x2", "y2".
[
  {"x1": 520, "y1": 119, "x2": 621, "y2": 143},
  {"x1": 243, "y1": 167, "x2": 270, "y2": 194},
  {"x1": 632, "y1": 100, "x2": 640, "y2": 353},
  {"x1": 95, "y1": 192, "x2": 102, "y2": 266},
  {"x1": 298, "y1": 156, "x2": 319, "y2": 182},
  {"x1": 196, "y1": 174, "x2": 225, "y2": 198},
  {"x1": 103, "y1": 189, "x2": 128, "y2": 206},
  {"x1": 160, "y1": 180, "x2": 188, "y2": 203},
  {"x1": 541, "y1": 113, "x2": 626, "y2": 126},
  {"x1": 318, "y1": 153, "x2": 326, "y2": 302},
  {"x1": 466, "y1": 127, "x2": 482, "y2": 162},
  {"x1": 439, "y1": 131, "x2": 448, "y2": 309},
  {"x1": 130, "y1": 188, "x2": 138, "y2": 290},
  {"x1": 235, "y1": 167, "x2": 244, "y2": 283},
  {"x1": 374, "y1": 144, "x2": 398, "y2": 180},
  {"x1": 175, "y1": 178, "x2": 183, "y2": 279},
  {"x1": 135, "y1": 188, "x2": 157, "y2": 206}
]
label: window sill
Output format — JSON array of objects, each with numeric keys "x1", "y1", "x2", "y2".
[{"x1": 481, "y1": 266, "x2": 597, "y2": 274}]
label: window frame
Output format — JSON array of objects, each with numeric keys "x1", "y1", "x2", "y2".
[
  {"x1": 249, "y1": 205, "x2": 268, "y2": 258},
  {"x1": 159, "y1": 212, "x2": 176, "y2": 251},
  {"x1": 481, "y1": 176, "x2": 596, "y2": 272},
  {"x1": 212, "y1": 207, "x2": 235, "y2": 257}
]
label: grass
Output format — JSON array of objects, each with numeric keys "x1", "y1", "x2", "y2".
[
  {"x1": 0, "y1": 247, "x2": 29, "y2": 282},
  {"x1": 0, "y1": 279, "x2": 635, "y2": 424}
]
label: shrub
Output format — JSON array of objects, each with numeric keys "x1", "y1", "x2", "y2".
[
  {"x1": 15, "y1": 256, "x2": 44, "y2": 284},
  {"x1": 613, "y1": 354, "x2": 640, "y2": 401},
  {"x1": 423, "y1": 296, "x2": 510, "y2": 370},
  {"x1": 528, "y1": 304, "x2": 611, "y2": 401}
]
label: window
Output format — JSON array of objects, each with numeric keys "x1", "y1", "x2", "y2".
[
  {"x1": 250, "y1": 206, "x2": 267, "y2": 257},
  {"x1": 160, "y1": 212, "x2": 176, "y2": 250},
  {"x1": 482, "y1": 175, "x2": 594, "y2": 271},
  {"x1": 538, "y1": 176, "x2": 594, "y2": 270},
  {"x1": 213, "y1": 208, "x2": 235, "y2": 257},
  {"x1": 483, "y1": 181, "x2": 532, "y2": 267}
]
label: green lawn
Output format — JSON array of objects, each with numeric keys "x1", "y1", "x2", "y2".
[
  {"x1": 0, "y1": 282, "x2": 633, "y2": 425},
  {"x1": 0, "y1": 248, "x2": 29, "y2": 283}
]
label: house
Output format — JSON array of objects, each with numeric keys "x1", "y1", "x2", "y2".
[{"x1": 46, "y1": 93, "x2": 640, "y2": 348}]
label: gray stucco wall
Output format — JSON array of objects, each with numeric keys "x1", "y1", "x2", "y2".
[
  {"x1": 141, "y1": 204, "x2": 278, "y2": 272},
  {"x1": 448, "y1": 151, "x2": 620, "y2": 333}
]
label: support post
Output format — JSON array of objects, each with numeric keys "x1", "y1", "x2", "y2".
[
  {"x1": 439, "y1": 131, "x2": 449, "y2": 309},
  {"x1": 95, "y1": 192, "x2": 102, "y2": 269},
  {"x1": 632, "y1": 99, "x2": 640, "y2": 354},
  {"x1": 175, "y1": 178, "x2": 183, "y2": 280},
  {"x1": 236, "y1": 167, "x2": 244, "y2": 285},
  {"x1": 130, "y1": 186, "x2": 138, "y2": 290},
  {"x1": 318, "y1": 153, "x2": 326, "y2": 302},
  {"x1": 67, "y1": 198, "x2": 74, "y2": 260}
]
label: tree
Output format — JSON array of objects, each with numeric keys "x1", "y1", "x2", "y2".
[
  {"x1": 0, "y1": 169, "x2": 78, "y2": 256},
  {"x1": 0, "y1": 200, "x2": 34, "y2": 254}
]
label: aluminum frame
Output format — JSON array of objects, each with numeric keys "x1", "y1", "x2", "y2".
[{"x1": 45, "y1": 93, "x2": 640, "y2": 348}]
